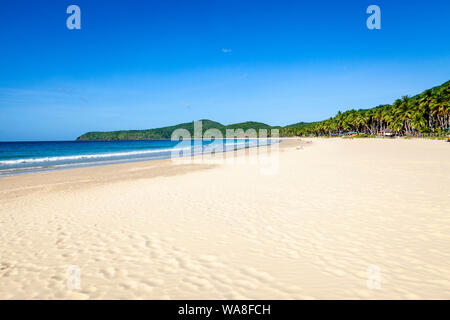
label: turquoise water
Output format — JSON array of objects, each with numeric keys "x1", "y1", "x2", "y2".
[{"x1": 0, "y1": 139, "x2": 277, "y2": 176}]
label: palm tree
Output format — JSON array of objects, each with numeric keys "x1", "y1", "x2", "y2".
[{"x1": 280, "y1": 81, "x2": 450, "y2": 137}]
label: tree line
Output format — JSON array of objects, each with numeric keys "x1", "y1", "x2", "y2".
[{"x1": 280, "y1": 80, "x2": 450, "y2": 137}]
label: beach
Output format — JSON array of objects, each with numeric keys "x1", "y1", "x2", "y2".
[{"x1": 0, "y1": 138, "x2": 449, "y2": 299}]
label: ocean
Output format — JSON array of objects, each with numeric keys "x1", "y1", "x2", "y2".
[{"x1": 0, "y1": 139, "x2": 278, "y2": 177}]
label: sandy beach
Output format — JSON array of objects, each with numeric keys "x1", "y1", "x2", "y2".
[{"x1": 0, "y1": 138, "x2": 449, "y2": 299}]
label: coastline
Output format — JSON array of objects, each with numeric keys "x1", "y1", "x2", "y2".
[
  {"x1": 0, "y1": 138, "x2": 281, "y2": 178},
  {"x1": 0, "y1": 138, "x2": 449, "y2": 299}
]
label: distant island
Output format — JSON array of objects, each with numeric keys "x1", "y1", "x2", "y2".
[{"x1": 77, "y1": 80, "x2": 449, "y2": 140}]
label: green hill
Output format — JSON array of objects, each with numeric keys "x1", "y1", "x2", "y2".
[{"x1": 76, "y1": 120, "x2": 279, "y2": 140}]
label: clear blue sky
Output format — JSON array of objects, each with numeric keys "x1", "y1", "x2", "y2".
[{"x1": 0, "y1": 0, "x2": 449, "y2": 141}]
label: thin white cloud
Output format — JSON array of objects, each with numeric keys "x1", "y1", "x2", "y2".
[{"x1": 221, "y1": 48, "x2": 232, "y2": 53}]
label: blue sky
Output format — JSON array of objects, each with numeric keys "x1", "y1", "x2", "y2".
[{"x1": 0, "y1": 0, "x2": 449, "y2": 141}]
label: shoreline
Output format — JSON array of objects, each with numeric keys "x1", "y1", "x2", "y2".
[
  {"x1": 0, "y1": 138, "x2": 284, "y2": 178},
  {"x1": 0, "y1": 139, "x2": 302, "y2": 197}
]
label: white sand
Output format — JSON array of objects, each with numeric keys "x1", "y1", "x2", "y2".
[{"x1": 0, "y1": 138, "x2": 449, "y2": 299}]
